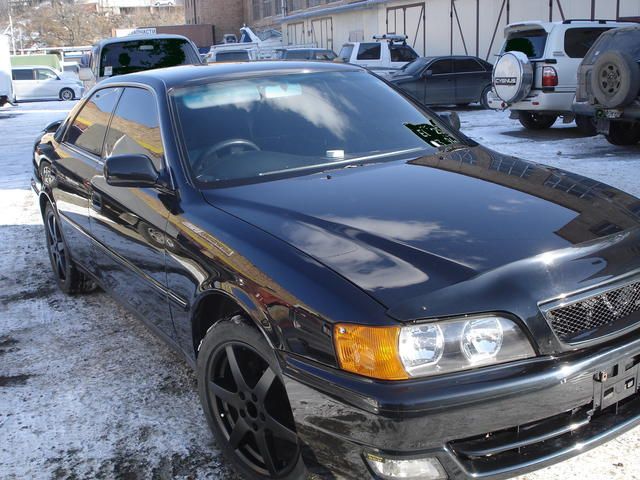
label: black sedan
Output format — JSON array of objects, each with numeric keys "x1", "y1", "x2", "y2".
[
  {"x1": 387, "y1": 55, "x2": 493, "y2": 108},
  {"x1": 32, "y1": 61, "x2": 640, "y2": 480}
]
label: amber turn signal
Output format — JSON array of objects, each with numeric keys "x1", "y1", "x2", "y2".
[{"x1": 333, "y1": 324, "x2": 408, "y2": 380}]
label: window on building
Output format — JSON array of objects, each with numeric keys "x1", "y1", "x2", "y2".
[
  {"x1": 253, "y1": 0, "x2": 261, "y2": 20},
  {"x1": 287, "y1": 0, "x2": 308, "y2": 13},
  {"x1": 65, "y1": 88, "x2": 122, "y2": 156},
  {"x1": 356, "y1": 43, "x2": 381, "y2": 61},
  {"x1": 262, "y1": 0, "x2": 272, "y2": 17},
  {"x1": 275, "y1": 0, "x2": 282, "y2": 14},
  {"x1": 104, "y1": 88, "x2": 164, "y2": 171}
]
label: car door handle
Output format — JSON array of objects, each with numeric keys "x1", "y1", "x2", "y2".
[{"x1": 91, "y1": 192, "x2": 102, "y2": 210}]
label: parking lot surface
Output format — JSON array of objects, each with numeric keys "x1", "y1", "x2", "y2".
[{"x1": 1, "y1": 101, "x2": 639, "y2": 480}]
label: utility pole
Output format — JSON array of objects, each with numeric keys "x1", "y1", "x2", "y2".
[{"x1": 8, "y1": 13, "x2": 15, "y2": 54}]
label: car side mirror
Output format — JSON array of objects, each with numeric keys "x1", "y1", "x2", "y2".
[
  {"x1": 78, "y1": 67, "x2": 93, "y2": 82},
  {"x1": 439, "y1": 111, "x2": 461, "y2": 130},
  {"x1": 423, "y1": 69, "x2": 433, "y2": 77},
  {"x1": 104, "y1": 154, "x2": 158, "y2": 188},
  {"x1": 44, "y1": 119, "x2": 63, "y2": 133}
]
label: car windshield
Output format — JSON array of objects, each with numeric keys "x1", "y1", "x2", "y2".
[
  {"x1": 504, "y1": 29, "x2": 548, "y2": 59},
  {"x1": 100, "y1": 39, "x2": 199, "y2": 77},
  {"x1": 399, "y1": 57, "x2": 430, "y2": 76},
  {"x1": 172, "y1": 70, "x2": 465, "y2": 186}
]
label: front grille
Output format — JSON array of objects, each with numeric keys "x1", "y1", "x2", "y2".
[{"x1": 545, "y1": 280, "x2": 640, "y2": 343}]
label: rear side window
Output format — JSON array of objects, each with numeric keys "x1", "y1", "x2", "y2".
[
  {"x1": 454, "y1": 58, "x2": 485, "y2": 73},
  {"x1": 315, "y1": 50, "x2": 337, "y2": 61},
  {"x1": 216, "y1": 51, "x2": 250, "y2": 62},
  {"x1": 99, "y1": 39, "x2": 199, "y2": 77},
  {"x1": 104, "y1": 88, "x2": 164, "y2": 171},
  {"x1": 12, "y1": 69, "x2": 33, "y2": 80},
  {"x1": 564, "y1": 28, "x2": 610, "y2": 58},
  {"x1": 504, "y1": 29, "x2": 548, "y2": 59},
  {"x1": 283, "y1": 50, "x2": 310, "y2": 60},
  {"x1": 66, "y1": 87, "x2": 122, "y2": 156},
  {"x1": 36, "y1": 69, "x2": 57, "y2": 80},
  {"x1": 357, "y1": 43, "x2": 381, "y2": 60},
  {"x1": 430, "y1": 59, "x2": 453, "y2": 75},
  {"x1": 390, "y1": 45, "x2": 418, "y2": 63},
  {"x1": 339, "y1": 44, "x2": 354, "y2": 62}
]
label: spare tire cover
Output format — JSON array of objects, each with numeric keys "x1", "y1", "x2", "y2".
[
  {"x1": 590, "y1": 50, "x2": 640, "y2": 109},
  {"x1": 492, "y1": 51, "x2": 533, "y2": 104}
]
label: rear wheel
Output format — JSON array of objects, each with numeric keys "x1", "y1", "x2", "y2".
[
  {"x1": 575, "y1": 115, "x2": 597, "y2": 136},
  {"x1": 518, "y1": 112, "x2": 557, "y2": 130},
  {"x1": 44, "y1": 203, "x2": 95, "y2": 294},
  {"x1": 480, "y1": 86, "x2": 492, "y2": 109},
  {"x1": 606, "y1": 121, "x2": 640, "y2": 146},
  {"x1": 198, "y1": 318, "x2": 306, "y2": 479},
  {"x1": 59, "y1": 88, "x2": 74, "y2": 101}
]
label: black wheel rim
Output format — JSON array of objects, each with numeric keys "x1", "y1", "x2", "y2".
[
  {"x1": 46, "y1": 211, "x2": 67, "y2": 281},
  {"x1": 206, "y1": 342, "x2": 299, "y2": 477}
]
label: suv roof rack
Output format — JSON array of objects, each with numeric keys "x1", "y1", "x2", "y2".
[
  {"x1": 562, "y1": 19, "x2": 619, "y2": 24},
  {"x1": 372, "y1": 34, "x2": 407, "y2": 44}
]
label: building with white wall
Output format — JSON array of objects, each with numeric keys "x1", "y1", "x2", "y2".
[{"x1": 243, "y1": 0, "x2": 640, "y2": 60}]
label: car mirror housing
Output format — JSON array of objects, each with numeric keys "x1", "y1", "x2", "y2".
[
  {"x1": 78, "y1": 67, "x2": 93, "y2": 82},
  {"x1": 43, "y1": 119, "x2": 63, "y2": 134},
  {"x1": 104, "y1": 154, "x2": 158, "y2": 188},
  {"x1": 423, "y1": 69, "x2": 433, "y2": 77},
  {"x1": 439, "y1": 111, "x2": 461, "y2": 130}
]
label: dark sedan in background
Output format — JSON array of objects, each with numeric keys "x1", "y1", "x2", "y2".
[
  {"x1": 387, "y1": 55, "x2": 493, "y2": 108},
  {"x1": 32, "y1": 61, "x2": 640, "y2": 480}
]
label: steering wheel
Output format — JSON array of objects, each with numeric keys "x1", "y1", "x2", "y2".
[{"x1": 192, "y1": 138, "x2": 261, "y2": 177}]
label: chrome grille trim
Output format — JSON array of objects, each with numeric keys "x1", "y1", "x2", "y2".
[{"x1": 539, "y1": 271, "x2": 640, "y2": 345}]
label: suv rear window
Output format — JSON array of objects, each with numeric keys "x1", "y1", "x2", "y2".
[
  {"x1": 504, "y1": 29, "x2": 547, "y2": 59},
  {"x1": 583, "y1": 27, "x2": 640, "y2": 65},
  {"x1": 99, "y1": 39, "x2": 199, "y2": 77},
  {"x1": 564, "y1": 28, "x2": 610, "y2": 58}
]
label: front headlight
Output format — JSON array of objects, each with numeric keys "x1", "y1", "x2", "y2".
[{"x1": 334, "y1": 315, "x2": 535, "y2": 380}]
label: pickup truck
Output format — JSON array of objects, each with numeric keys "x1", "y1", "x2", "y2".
[{"x1": 338, "y1": 35, "x2": 418, "y2": 73}]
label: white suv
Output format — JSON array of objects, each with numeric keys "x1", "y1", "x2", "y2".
[{"x1": 489, "y1": 19, "x2": 633, "y2": 132}]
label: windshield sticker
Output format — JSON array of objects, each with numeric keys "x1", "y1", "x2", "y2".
[
  {"x1": 404, "y1": 121, "x2": 457, "y2": 148},
  {"x1": 104, "y1": 66, "x2": 113, "y2": 76}
]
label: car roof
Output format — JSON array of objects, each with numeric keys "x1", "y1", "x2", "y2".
[
  {"x1": 98, "y1": 61, "x2": 362, "y2": 90},
  {"x1": 94, "y1": 34, "x2": 191, "y2": 47},
  {"x1": 12, "y1": 65, "x2": 55, "y2": 69}
]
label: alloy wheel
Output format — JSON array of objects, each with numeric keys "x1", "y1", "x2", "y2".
[
  {"x1": 206, "y1": 342, "x2": 300, "y2": 477},
  {"x1": 46, "y1": 211, "x2": 67, "y2": 281}
]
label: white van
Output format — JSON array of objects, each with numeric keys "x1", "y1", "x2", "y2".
[
  {"x1": 0, "y1": 34, "x2": 15, "y2": 106},
  {"x1": 80, "y1": 34, "x2": 201, "y2": 90},
  {"x1": 12, "y1": 66, "x2": 84, "y2": 101}
]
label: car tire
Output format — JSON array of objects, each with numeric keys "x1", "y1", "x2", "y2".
[
  {"x1": 590, "y1": 51, "x2": 640, "y2": 109},
  {"x1": 605, "y1": 121, "x2": 640, "y2": 146},
  {"x1": 480, "y1": 86, "x2": 492, "y2": 109},
  {"x1": 575, "y1": 115, "x2": 597, "y2": 136},
  {"x1": 44, "y1": 203, "x2": 96, "y2": 294},
  {"x1": 197, "y1": 317, "x2": 307, "y2": 480},
  {"x1": 518, "y1": 112, "x2": 557, "y2": 130},
  {"x1": 59, "y1": 88, "x2": 75, "y2": 101}
]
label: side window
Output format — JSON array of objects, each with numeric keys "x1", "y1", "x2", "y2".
[
  {"x1": 339, "y1": 44, "x2": 354, "y2": 62},
  {"x1": 564, "y1": 28, "x2": 610, "y2": 59},
  {"x1": 36, "y1": 69, "x2": 58, "y2": 80},
  {"x1": 66, "y1": 87, "x2": 122, "y2": 156},
  {"x1": 357, "y1": 43, "x2": 381, "y2": 60},
  {"x1": 429, "y1": 59, "x2": 453, "y2": 75},
  {"x1": 454, "y1": 59, "x2": 484, "y2": 73},
  {"x1": 12, "y1": 69, "x2": 34, "y2": 80},
  {"x1": 104, "y1": 88, "x2": 164, "y2": 171},
  {"x1": 390, "y1": 45, "x2": 418, "y2": 63}
]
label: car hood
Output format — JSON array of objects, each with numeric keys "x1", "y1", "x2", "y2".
[{"x1": 203, "y1": 146, "x2": 640, "y2": 319}]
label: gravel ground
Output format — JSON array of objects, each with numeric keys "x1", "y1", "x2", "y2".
[{"x1": 1, "y1": 100, "x2": 639, "y2": 480}]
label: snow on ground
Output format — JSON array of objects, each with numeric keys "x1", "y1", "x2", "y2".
[{"x1": 1, "y1": 101, "x2": 639, "y2": 480}]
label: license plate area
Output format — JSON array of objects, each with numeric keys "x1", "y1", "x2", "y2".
[
  {"x1": 594, "y1": 355, "x2": 640, "y2": 410},
  {"x1": 596, "y1": 108, "x2": 623, "y2": 119}
]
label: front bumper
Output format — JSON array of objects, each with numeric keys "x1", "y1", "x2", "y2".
[{"x1": 282, "y1": 330, "x2": 640, "y2": 479}]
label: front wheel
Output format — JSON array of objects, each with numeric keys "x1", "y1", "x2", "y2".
[
  {"x1": 606, "y1": 121, "x2": 640, "y2": 146},
  {"x1": 43, "y1": 203, "x2": 95, "y2": 294},
  {"x1": 59, "y1": 88, "x2": 74, "y2": 101},
  {"x1": 198, "y1": 318, "x2": 307, "y2": 479},
  {"x1": 518, "y1": 112, "x2": 557, "y2": 130}
]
